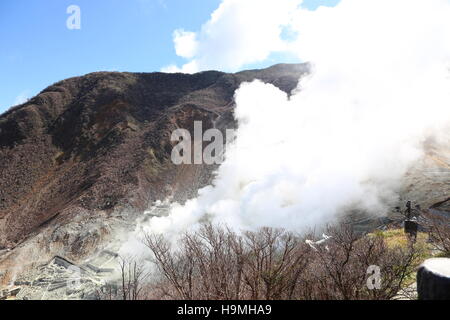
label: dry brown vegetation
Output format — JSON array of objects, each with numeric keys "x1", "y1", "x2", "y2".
[
  {"x1": 142, "y1": 223, "x2": 421, "y2": 300},
  {"x1": 423, "y1": 211, "x2": 450, "y2": 256}
]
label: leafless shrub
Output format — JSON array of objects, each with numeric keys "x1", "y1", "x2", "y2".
[
  {"x1": 239, "y1": 227, "x2": 311, "y2": 300},
  {"x1": 298, "y1": 224, "x2": 420, "y2": 300},
  {"x1": 423, "y1": 211, "x2": 450, "y2": 255},
  {"x1": 144, "y1": 223, "x2": 311, "y2": 300},
  {"x1": 144, "y1": 222, "x2": 420, "y2": 300}
]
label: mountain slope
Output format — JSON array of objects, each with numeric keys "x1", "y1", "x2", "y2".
[
  {"x1": 0, "y1": 63, "x2": 308, "y2": 249},
  {"x1": 0, "y1": 63, "x2": 448, "y2": 290}
]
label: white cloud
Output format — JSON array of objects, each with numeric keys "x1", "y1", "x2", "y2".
[
  {"x1": 173, "y1": 29, "x2": 198, "y2": 59},
  {"x1": 160, "y1": 60, "x2": 199, "y2": 74},
  {"x1": 162, "y1": 0, "x2": 302, "y2": 73}
]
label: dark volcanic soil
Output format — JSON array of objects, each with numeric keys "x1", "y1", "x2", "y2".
[{"x1": 0, "y1": 63, "x2": 308, "y2": 249}]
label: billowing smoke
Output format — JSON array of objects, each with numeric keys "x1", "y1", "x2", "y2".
[{"x1": 129, "y1": 0, "x2": 450, "y2": 242}]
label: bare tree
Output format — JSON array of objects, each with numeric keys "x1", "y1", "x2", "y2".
[
  {"x1": 97, "y1": 256, "x2": 149, "y2": 300},
  {"x1": 146, "y1": 222, "x2": 423, "y2": 300},
  {"x1": 423, "y1": 211, "x2": 450, "y2": 255},
  {"x1": 240, "y1": 227, "x2": 311, "y2": 300},
  {"x1": 119, "y1": 256, "x2": 149, "y2": 300},
  {"x1": 144, "y1": 223, "x2": 312, "y2": 300},
  {"x1": 297, "y1": 224, "x2": 421, "y2": 300}
]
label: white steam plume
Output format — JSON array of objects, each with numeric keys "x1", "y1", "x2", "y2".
[{"x1": 138, "y1": 0, "x2": 450, "y2": 240}]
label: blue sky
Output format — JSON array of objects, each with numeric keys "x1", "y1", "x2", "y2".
[{"x1": 0, "y1": 0, "x2": 339, "y2": 113}]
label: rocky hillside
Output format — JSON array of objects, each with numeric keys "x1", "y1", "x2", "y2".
[
  {"x1": 0, "y1": 63, "x2": 448, "y2": 290},
  {"x1": 0, "y1": 63, "x2": 308, "y2": 250}
]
